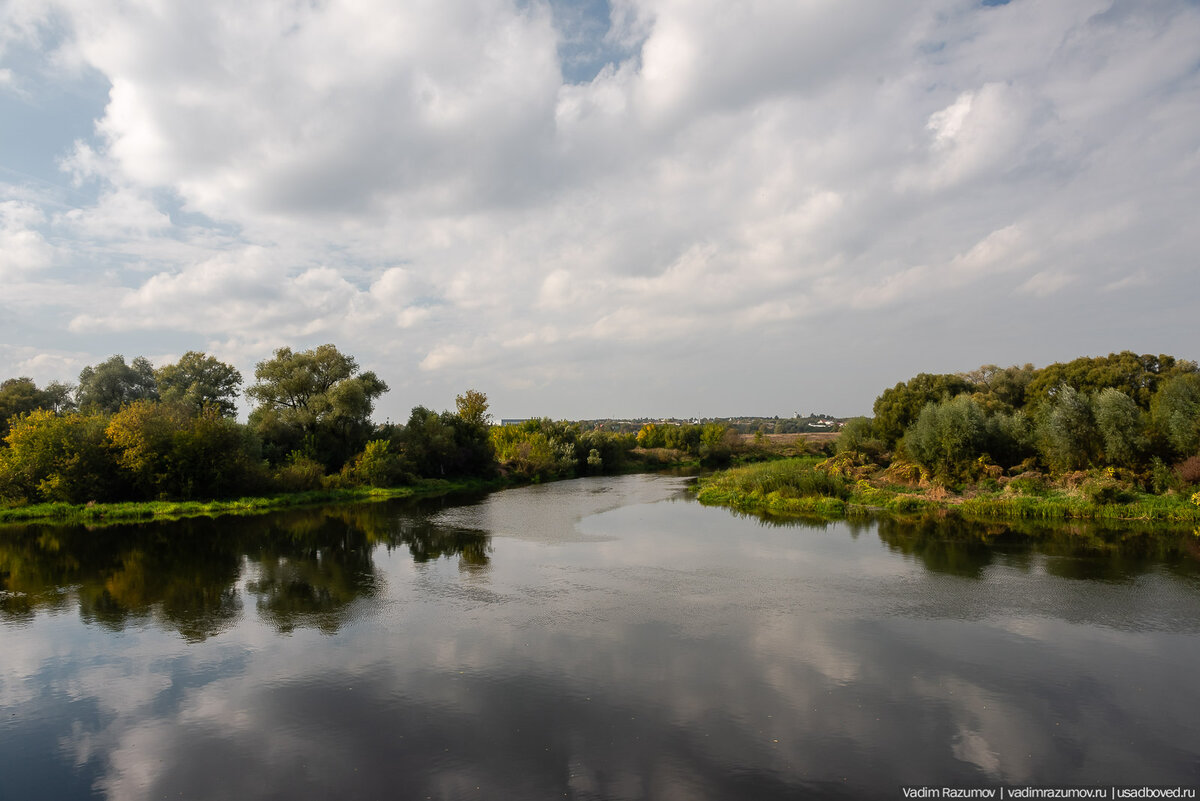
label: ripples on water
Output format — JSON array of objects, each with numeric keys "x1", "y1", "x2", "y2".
[{"x1": 2, "y1": 474, "x2": 1199, "y2": 800}]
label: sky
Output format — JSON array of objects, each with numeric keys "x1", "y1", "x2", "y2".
[{"x1": 1, "y1": 0, "x2": 1198, "y2": 421}]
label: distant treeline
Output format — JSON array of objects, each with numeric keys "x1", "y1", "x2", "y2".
[
  {"x1": 0, "y1": 344, "x2": 743, "y2": 507},
  {"x1": 837, "y1": 351, "x2": 1200, "y2": 497}
]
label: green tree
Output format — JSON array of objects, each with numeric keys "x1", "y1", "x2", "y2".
[
  {"x1": 455, "y1": 389, "x2": 492, "y2": 427},
  {"x1": 342, "y1": 439, "x2": 405, "y2": 487},
  {"x1": 836, "y1": 416, "x2": 884, "y2": 460},
  {"x1": 1035, "y1": 385, "x2": 1098, "y2": 472},
  {"x1": 1093, "y1": 388, "x2": 1146, "y2": 468},
  {"x1": 105, "y1": 400, "x2": 263, "y2": 500},
  {"x1": 699, "y1": 423, "x2": 735, "y2": 466},
  {"x1": 246, "y1": 344, "x2": 388, "y2": 469},
  {"x1": 636, "y1": 423, "x2": 665, "y2": 449},
  {"x1": 961, "y1": 363, "x2": 1036, "y2": 411},
  {"x1": 76, "y1": 355, "x2": 159, "y2": 413},
  {"x1": 903, "y1": 395, "x2": 987, "y2": 482},
  {"x1": 0, "y1": 409, "x2": 121, "y2": 503},
  {"x1": 872, "y1": 373, "x2": 974, "y2": 447},
  {"x1": 0, "y1": 377, "x2": 75, "y2": 437},
  {"x1": 1025, "y1": 352, "x2": 1196, "y2": 410},
  {"x1": 155, "y1": 351, "x2": 243, "y2": 418},
  {"x1": 1150, "y1": 374, "x2": 1200, "y2": 457}
]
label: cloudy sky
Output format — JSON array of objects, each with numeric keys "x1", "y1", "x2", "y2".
[{"x1": 1, "y1": 0, "x2": 1197, "y2": 420}]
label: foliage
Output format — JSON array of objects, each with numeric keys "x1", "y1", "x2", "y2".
[
  {"x1": 76, "y1": 355, "x2": 159, "y2": 413},
  {"x1": 392, "y1": 404, "x2": 494, "y2": 479},
  {"x1": 836, "y1": 416, "x2": 885, "y2": 460},
  {"x1": 273, "y1": 453, "x2": 326, "y2": 493},
  {"x1": 698, "y1": 423, "x2": 735, "y2": 466},
  {"x1": 1093, "y1": 388, "x2": 1146, "y2": 468},
  {"x1": 1150, "y1": 374, "x2": 1200, "y2": 458},
  {"x1": 454, "y1": 389, "x2": 491, "y2": 427},
  {"x1": 902, "y1": 395, "x2": 987, "y2": 482},
  {"x1": 155, "y1": 351, "x2": 243, "y2": 417},
  {"x1": 0, "y1": 409, "x2": 121, "y2": 503},
  {"x1": 0, "y1": 377, "x2": 75, "y2": 438},
  {"x1": 1176, "y1": 455, "x2": 1200, "y2": 485},
  {"x1": 341, "y1": 440, "x2": 406, "y2": 487},
  {"x1": 634, "y1": 421, "x2": 731, "y2": 463},
  {"x1": 1024, "y1": 351, "x2": 1196, "y2": 410},
  {"x1": 960, "y1": 363, "x2": 1036, "y2": 411},
  {"x1": 247, "y1": 344, "x2": 388, "y2": 470},
  {"x1": 490, "y1": 419, "x2": 635, "y2": 480},
  {"x1": 1035, "y1": 385, "x2": 1098, "y2": 472},
  {"x1": 872, "y1": 373, "x2": 973, "y2": 446},
  {"x1": 106, "y1": 400, "x2": 264, "y2": 500},
  {"x1": 695, "y1": 457, "x2": 850, "y2": 506}
]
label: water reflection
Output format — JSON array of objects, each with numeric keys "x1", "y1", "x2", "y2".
[
  {"x1": 0, "y1": 499, "x2": 490, "y2": 638},
  {"x1": 2, "y1": 476, "x2": 1200, "y2": 800}
]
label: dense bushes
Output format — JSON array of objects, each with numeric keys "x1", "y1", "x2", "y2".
[
  {"x1": 634, "y1": 421, "x2": 736, "y2": 465},
  {"x1": 490, "y1": 419, "x2": 637, "y2": 480},
  {"x1": 839, "y1": 352, "x2": 1200, "y2": 493}
]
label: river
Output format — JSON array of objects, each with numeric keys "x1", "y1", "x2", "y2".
[{"x1": 2, "y1": 474, "x2": 1199, "y2": 799}]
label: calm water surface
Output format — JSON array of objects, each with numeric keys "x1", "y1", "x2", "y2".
[{"x1": 2, "y1": 474, "x2": 1199, "y2": 800}]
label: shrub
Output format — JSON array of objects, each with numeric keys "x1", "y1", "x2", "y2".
[
  {"x1": 273, "y1": 453, "x2": 326, "y2": 492},
  {"x1": 836, "y1": 417, "x2": 885, "y2": 461},
  {"x1": 343, "y1": 439, "x2": 406, "y2": 488},
  {"x1": 1176, "y1": 455, "x2": 1200, "y2": 485},
  {"x1": 1079, "y1": 475, "x2": 1134, "y2": 505},
  {"x1": 1005, "y1": 472, "x2": 1047, "y2": 496}
]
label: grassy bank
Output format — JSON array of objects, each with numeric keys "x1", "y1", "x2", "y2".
[
  {"x1": 0, "y1": 478, "x2": 498, "y2": 526},
  {"x1": 694, "y1": 457, "x2": 1200, "y2": 524}
]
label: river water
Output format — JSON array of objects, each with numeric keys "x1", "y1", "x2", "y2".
[{"x1": 2, "y1": 474, "x2": 1199, "y2": 800}]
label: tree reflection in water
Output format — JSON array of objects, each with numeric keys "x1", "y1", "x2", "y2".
[{"x1": 0, "y1": 499, "x2": 490, "y2": 638}]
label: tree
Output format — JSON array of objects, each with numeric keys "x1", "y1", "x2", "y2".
[
  {"x1": 1025, "y1": 352, "x2": 1196, "y2": 410},
  {"x1": 1151, "y1": 374, "x2": 1200, "y2": 458},
  {"x1": 104, "y1": 400, "x2": 263, "y2": 500},
  {"x1": 76, "y1": 355, "x2": 158, "y2": 413},
  {"x1": 0, "y1": 378, "x2": 75, "y2": 437},
  {"x1": 836, "y1": 416, "x2": 885, "y2": 460},
  {"x1": 1035, "y1": 385, "x2": 1098, "y2": 472},
  {"x1": 961, "y1": 363, "x2": 1036, "y2": 411},
  {"x1": 455, "y1": 389, "x2": 491, "y2": 427},
  {"x1": 246, "y1": 344, "x2": 388, "y2": 469},
  {"x1": 0, "y1": 410, "x2": 121, "y2": 503},
  {"x1": 903, "y1": 395, "x2": 987, "y2": 482},
  {"x1": 872, "y1": 373, "x2": 974, "y2": 447},
  {"x1": 155, "y1": 352, "x2": 243, "y2": 418},
  {"x1": 1093, "y1": 388, "x2": 1146, "y2": 468}
]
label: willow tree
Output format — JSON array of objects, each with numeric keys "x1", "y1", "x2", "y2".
[{"x1": 247, "y1": 344, "x2": 388, "y2": 469}]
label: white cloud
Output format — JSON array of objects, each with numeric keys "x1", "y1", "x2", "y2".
[
  {"x1": 0, "y1": 200, "x2": 54, "y2": 277},
  {"x1": 0, "y1": 0, "x2": 1198, "y2": 417}
]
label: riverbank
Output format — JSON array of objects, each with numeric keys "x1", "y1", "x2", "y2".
[
  {"x1": 694, "y1": 457, "x2": 1200, "y2": 524},
  {"x1": 0, "y1": 477, "x2": 501, "y2": 526}
]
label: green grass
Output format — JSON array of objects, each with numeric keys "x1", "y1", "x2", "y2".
[
  {"x1": 0, "y1": 478, "x2": 495, "y2": 526},
  {"x1": 958, "y1": 491, "x2": 1200, "y2": 523},
  {"x1": 695, "y1": 458, "x2": 1200, "y2": 524}
]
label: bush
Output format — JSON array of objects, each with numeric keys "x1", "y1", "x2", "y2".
[
  {"x1": 1176, "y1": 455, "x2": 1200, "y2": 485},
  {"x1": 0, "y1": 409, "x2": 122, "y2": 503},
  {"x1": 273, "y1": 453, "x2": 326, "y2": 492},
  {"x1": 836, "y1": 417, "x2": 885, "y2": 461},
  {"x1": 1080, "y1": 475, "x2": 1134, "y2": 505},
  {"x1": 1005, "y1": 472, "x2": 1047, "y2": 496},
  {"x1": 343, "y1": 439, "x2": 406, "y2": 488}
]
